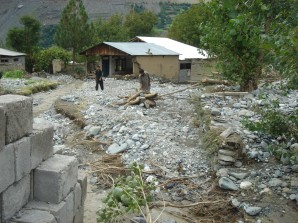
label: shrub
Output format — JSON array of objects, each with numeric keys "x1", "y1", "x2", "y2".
[
  {"x1": 242, "y1": 101, "x2": 298, "y2": 141},
  {"x1": 97, "y1": 163, "x2": 157, "y2": 223},
  {"x1": 3, "y1": 70, "x2": 25, "y2": 78}
]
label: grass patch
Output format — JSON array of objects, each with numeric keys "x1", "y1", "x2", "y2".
[
  {"x1": 193, "y1": 96, "x2": 211, "y2": 131},
  {"x1": 201, "y1": 128, "x2": 224, "y2": 155},
  {"x1": 17, "y1": 81, "x2": 59, "y2": 96},
  {"x1": 193, "y1": 96, "x2": 223, "y2": 156},
  {"x1": 3, "y1": 70, "x2": 25, "y2": 78}
]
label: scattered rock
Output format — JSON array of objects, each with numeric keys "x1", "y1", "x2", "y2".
[
  {"x1": 219, "y1": 177, "x2": 238, "y2": 191},
  {"x1": 244, "y1": 206, "x2": 262, "y2": 216},
  {"x1": 240, "y1": 181, "x2": 253, "y2": 190},
  {"x1": 269, "y1": 178, "x2": 283, "y2": 187}
]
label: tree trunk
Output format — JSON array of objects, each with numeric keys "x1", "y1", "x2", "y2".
[{"x1": 240, "y1": 76, "x2": 258, "y2": 92}]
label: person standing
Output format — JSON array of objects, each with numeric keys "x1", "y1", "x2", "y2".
[
  {"x1": 95, "y1": 65, "x2": 104, "y2": 91},
  {"x1": 139, "y1": 68, "x2": 150, "y2": 93}
]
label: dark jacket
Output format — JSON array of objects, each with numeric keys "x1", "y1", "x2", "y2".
[{"x1": 95, "y1": 69, "x2": 102, "y2": 79}]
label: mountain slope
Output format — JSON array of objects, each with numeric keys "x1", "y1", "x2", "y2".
[{"x1": 0, "y1": 0, "x2": 198, "y2": 43}]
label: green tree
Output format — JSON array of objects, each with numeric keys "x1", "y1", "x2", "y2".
[
  {"x1": 40, "y1": 25, "x2": 58, "y2": 48},
  {"x1": 33, "y1": 46, "x2": 71, "y2": 72},
  {"x1": 264, "y1": 0, "x2": 297, "y2": 89},
  {"x1": 168, "y1": 4, "x2": 210, "y2": 47},
  {"x1": 55, "y1": 0, "x2": 91, "y2": 63},
  {"x1": 6, "y1": 15, "x2": 41, "y2": 54},
  {"x1": 199, "y1": 0, "x2": 297, "y2": 91},
  {"x1": 92, "y1": 14, "x2": 129, "y2": 44},
  {"x1": 6, "y1": 15, "x2": 41, "y2": 71},
  {"x1": 124, "y1": 11, "x2": 157, "y2": 38}
]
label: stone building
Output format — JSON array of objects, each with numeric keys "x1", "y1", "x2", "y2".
[{"x1": 0, "y1": 48, "x2": 26, "y2": 72}]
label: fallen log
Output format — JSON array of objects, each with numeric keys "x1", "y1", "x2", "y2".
[
  {"x1": 158, "y1": 83, "x2": 200, "y2": 98},
  {"x1": 144, "y1": 92, "x2": 158, "y2": 99},
  {"x1": 127, "y1": 91, "x2": 141, "y2": 103},
  {"x1": 201, "y1": 78, "x2": 231, "y2": 86},
  {"x1": 125, "y1": 97, "x2": 140, "y2": 106},
  {"x1": 144, "y1": 99, "x2": 156, "y2": 108}
]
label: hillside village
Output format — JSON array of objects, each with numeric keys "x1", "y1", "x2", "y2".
[{"x1": 0, "y1": 0, "x2": 297, "y2": 223}]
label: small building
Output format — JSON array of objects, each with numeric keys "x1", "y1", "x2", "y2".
[
  {"x1": 80, "y1": 42, "x2": 180, "y2": 82},
  {"x1": 0, "y1": 48, "x2": 26, "y2": 72},
  {"x1": 130, "y1": 36, "x2": 214, "y2": 82}
]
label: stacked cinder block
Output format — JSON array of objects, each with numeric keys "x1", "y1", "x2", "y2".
[{"x1": 0, "y1": 95, "x2": 87, "y2": 223}]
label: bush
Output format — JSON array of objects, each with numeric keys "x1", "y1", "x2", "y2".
[
  {"x1": 33, "y1": 46, "x2": 71, "y2": 72},
  {"x1": 242, "y1": 101, "x2": 298, "y2": 141},
  {"x1": 3, "y1": 70, "x2": 25, "y2": 78},
  {"x1": 97, "y1": 163, "x2": 157, "y2": 222}
]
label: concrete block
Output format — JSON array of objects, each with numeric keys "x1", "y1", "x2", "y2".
[
  {"x1": 1, "y1": 175, "x2": 30, "y2": 221},
  {"x1": 64, "y1": 192, "x2": 74, "y2": 223},
  {"x1": 0, "y1": 95, "x2": 33, "y2": 144},
  {"x1": 74, "y1": 183, "x2": 82, "y2": 212},
  {"x1": 30, "y1": 119, "x2": 54, "y2": 169},
  {"x1": 34, "y1": 154, "x2": 78, "y2": 204},
  {"x1": 0, "y1": 106, "x2": 5, "y2": 150},
  {"x1": 0, "y1": 145, "x2": 15, "y2": 193},
  {"x1": 29, "y1": 172, "x2": 34, "y2": 201},
  {"x1": 10, "y1": 209, "x2": 57, "y2": 223},
  {"x1": 77, "y1": 170, "x2": 87, "y2": 205},
  {"x1": 13, "y1": 137, "x2": 31, "y2": 181},
  {"x1": 25, "y1": 200, "x2": 67, "y2": 223},
  {"x1": 73, "y1": 205, "x2": 84, "y2": 223}
]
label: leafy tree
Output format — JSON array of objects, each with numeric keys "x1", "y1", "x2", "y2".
[
  {"x1": 40, "y1": 25, "x2": 58, "y2": 48},
  {"x1": 198, "y1": 0, "x2": 297, "y2": 91},
  {"x1": 263, "y1": 0, "x2": 297, "y2": 89},
  {"x1": 6, "y1": 15, "x2": 41, "y2": 71},
  {"x1": 55, "y1": 0, "x2": 91, "y2": 63},
  {"x1": 6, "y1": 15, "x2": 41, "y2": 54},
  {"x1": 168, "y1": 4, "x2": 210, "y2": 47},
  {"x1": 33, "y1": 46, "x2": 71, "y2": 72},
  {"x1": 92, "y1": 14, "x2": 129, "y2": 44},
  {"x1": 199, "y1": 0, "x2": 266, "y2": 91},
  {"x1": 124, "y1": 11, "x2": 157, "y2": 38}
]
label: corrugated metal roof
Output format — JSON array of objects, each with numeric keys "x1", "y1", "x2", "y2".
[
  {"x1": 104, "y1": 42, "x2": 180, "y2": 56},
  {"x1": 135, "y1": 36, "x2": 208, "y2": 60},
  {"x1": 0, "y1": 48, "x2": 26, "y2": 56}
]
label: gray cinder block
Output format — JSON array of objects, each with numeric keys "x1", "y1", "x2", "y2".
[
  {"x1": 1, "y1": 174, "x2": 30, "y2": 221},
  {"x1": 25, "y1": 200, "x2": 67, "y2": 223},
  {"x1": 30, "y1": 119, "x2": 54, "y2": 169},
  {"x1": 73, "y1": 205, "x2": 84, "y2": 223},
  {"x1": 34, "y1": 154, "x2": 78, "y2": 204},
  {"x1": 74, "y1": 183, "x2": 82, "y2": 213},
  {"x1": 0, "y1": 95, "x2": 33, "y2": 144},
  {"x1": 0, "y1": 145, "x2": 15, "y2": 193},
  {"x1": 0, "y1": 106, "x2": 5, "y2": 150},
  {"x1": 77, "y1": 170, "x2": 87, "y2": 205},
  {"x1": 10, "y1": 209, "x2": 57, "y2": 223},
  {"x1": 13, "y1": 137, "x2": 31, "y2": 181},
  {"x1": 64, "y1": 192, "x2": 74, "y2": 223}
]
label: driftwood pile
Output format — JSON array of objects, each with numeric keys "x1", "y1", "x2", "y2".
[{"x1": 117, "y1": 91, "x2": 158, "y2": 108}]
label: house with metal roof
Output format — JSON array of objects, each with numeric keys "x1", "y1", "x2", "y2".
[
  {"x1": 0, "y1": 48, "x2": 26, "y2": 72},
  {"x1": 130, "y1": 36, "x2": 214, "y2": 82},
  {"x1": 80, "y1": 42, "x2": 181, "y2": 82}
]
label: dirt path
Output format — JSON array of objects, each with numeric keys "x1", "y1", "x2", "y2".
[{"x1": 32, "y1": 79, "x2": 84, "y2": 117}]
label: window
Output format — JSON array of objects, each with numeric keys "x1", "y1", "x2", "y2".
[
  {"x1": 115, "y1": 57, "x2": 126, "y2": 71},
  {"x1": 1, "y1": 59, "x2": 8, "y2": 63},
  {"x1": 180, "y1": 63, "x2": 191, "y2": 70},
  {"x1": 14, "y1": 58, "x2": 19, "y2": 62}
]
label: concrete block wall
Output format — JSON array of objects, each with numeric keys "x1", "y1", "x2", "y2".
[{"x1": 0, "y1": 95, "x2": 87, "y2": 223}]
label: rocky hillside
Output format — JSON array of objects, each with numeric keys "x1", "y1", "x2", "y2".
[{"x1": 0, "y1": 0, "x2": 198, "y2": 43}]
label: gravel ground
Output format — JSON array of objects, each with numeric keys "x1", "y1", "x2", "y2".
[{"x1": 2, "y1": 74, "x2": 298, "y2": 223}]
